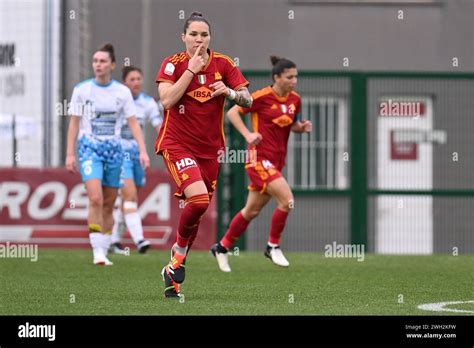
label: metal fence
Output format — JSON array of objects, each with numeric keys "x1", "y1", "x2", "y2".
[{"x1": 217, "y1": 71, "x2": 474, "y2": 254}]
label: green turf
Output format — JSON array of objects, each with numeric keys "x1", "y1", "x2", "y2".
[{"x1": 0, "y1": 249, "x2": 472, "y2": 315}]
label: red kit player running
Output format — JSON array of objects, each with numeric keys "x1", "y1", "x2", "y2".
[
  {"x1": 155, "y1": 12, "x2": 252, "y2": 297},
  {"x1": 211, "y1": 56, "x2": 312, "y2": 272}
]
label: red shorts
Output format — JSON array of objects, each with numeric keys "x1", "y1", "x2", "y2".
[
  {"x1": 245, "y1": 159, "x2": 282, "y2": 194},
  {"x1": 160, "y1": 147, "x2": 220, "y2": 200}
]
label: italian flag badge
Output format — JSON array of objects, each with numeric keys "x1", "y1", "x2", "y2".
[{"x1": 198, "y1": 75, "x2": 206, "y2": 84}]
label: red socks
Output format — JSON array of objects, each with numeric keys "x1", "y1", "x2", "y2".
[
  {"x1": 185, "y1": 217, "x2": 201, "y2": 254},
  {"x1": 220, "y1": 212, "x2": 250, "y2": 250},
  {"x1": 176, "y1": 194, "x2": 209, "y2": 248},
  {"x1": 268, "y1": 208, "x2": 289, "y2": 245},
  {"x1": 220, "y1": 208, "x2": 290, "y2": 249}
]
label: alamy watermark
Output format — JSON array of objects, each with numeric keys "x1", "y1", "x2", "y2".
[
  {"x1": 379, "y1": 99, "x2": 423, "y2": 117},
  {"x1": 324, "y1": 241, "x2": 365, "y2": 262},
  {"x1": 0, "y1": 242, "x2": 38, "y2": 262},
  {"x1": 18, "y1": 322, "x2": 55, "y2": 341},
  {"x1": 55, "y1": 99, "x2": 95, "y2": 117},
  {"x1": 217, "y1": 147, "x2": 257, "y2": 164}
]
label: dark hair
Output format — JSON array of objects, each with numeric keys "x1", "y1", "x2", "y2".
[
  {"x1": 183, "y1": 11, "x2": 211, "y2": 34},
  {"x1": 97, "y1": 43, "x2": 116, "y2": 63},
  {"x1": 122, "y1": 65, "x2": 142, "y2": 81},
  {"x1": 270, "y1": 55, "x2": 296, "y2": 81}
]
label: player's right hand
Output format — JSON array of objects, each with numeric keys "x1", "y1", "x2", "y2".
[
  {"x1": 65, "y1": 154, "x2": 77, "y2": 173},
  {"x1": 187, "y1": 43, "x2": 205, "y2": 74},
  {"x1": 245, "y1": 132, "x2": 262, "y2": 146}
]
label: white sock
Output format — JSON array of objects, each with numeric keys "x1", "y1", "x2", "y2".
[
  {"x1": 124, "y1": 211, "x2": 144, "y2": 245},
  {"x1": 102, "y1": 233, "x2": 112, "y2": 254},
  {"x1": 268, "y1": 242, "x2": 279, "y2": 248},
  {"x1": 173, "y1": 242, "x2": 187, "y2": 256},
  {"x1": 89, "y1": 233, "x2": 103, "y2": 252},
  {"x1": 111, "y1": 208, "x2": 124, "y2": 244}
]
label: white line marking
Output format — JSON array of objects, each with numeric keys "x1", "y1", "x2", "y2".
[{"x1": 418, "y1": 301, "x2": 474, "y2": 313}]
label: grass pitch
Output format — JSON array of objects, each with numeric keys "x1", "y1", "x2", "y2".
[{"x1": 0, "y1": 248, "x2": 472, "y2": 315}]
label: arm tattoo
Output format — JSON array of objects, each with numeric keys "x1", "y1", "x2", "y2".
[{"x1": 235, "y1": 88, "x2": 253, "y2": 108}]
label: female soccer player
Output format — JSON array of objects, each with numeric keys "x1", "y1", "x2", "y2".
[
  {"x1": 109, "y1": 66, "x2": 163, "y2": 255},
  {"x1": 66, "y1": 43, "x2": 150, "y2": 266},
  {"x1": 155, "y1": 12, "x2": 252, "y2": 297},
  {"x1": 211, "y1": 56, "x2": 312, "y2": 272}
]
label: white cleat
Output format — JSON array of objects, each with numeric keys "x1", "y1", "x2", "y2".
[
  {"x1": 109, "y1": 242, "x2": 129, "y2": 256},
  {"x1": 264, "y1": 245, "x2": 289, "y2": 267},
  {"x1": 211, "y1": 243, "x2": 231, "y2": 272},
  {"x1": 93, "y1": 248, "x2": 114, "y2": 266}
]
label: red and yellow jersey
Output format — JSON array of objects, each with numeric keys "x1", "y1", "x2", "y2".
[
  {"x1": 155, "y1": 49, "x2": 249, "y2": 159},
  {"x1": 239, "y1": 86, "x2": 301, "y2": 169}
]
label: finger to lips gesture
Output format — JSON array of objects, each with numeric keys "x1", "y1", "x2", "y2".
[{"x1": 188, "y1": 43, "x2": 205, "y2": 74}]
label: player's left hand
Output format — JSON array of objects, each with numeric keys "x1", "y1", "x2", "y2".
[
  {"x1": 209, "y1": 81, "x2": 229, "y2": 98},
  {"x1": 140, "y1": 152, "x2": 150, "y2": 170},
  {"x1": 300, "y1": 120, "x2": 312, "y2": 133}
]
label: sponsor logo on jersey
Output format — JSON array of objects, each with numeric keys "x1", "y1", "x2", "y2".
[
  {"x1": 262, "y1": 160, "x2": 275, "y2": 170},
  {"x1": 164, "y1": 62, "x2": 175, "y2": 76},
  {"x1": 187, "y1": 86, "x2": 213, "y2": 103},
  {"x1": 272, "y1": 114, "x2": 293, "y2": 128},
  {"x1": 175, "y1": 158, "x2": 197, "y2": 171}
]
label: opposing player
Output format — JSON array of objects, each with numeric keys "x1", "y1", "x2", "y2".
[
  {"x1": 155, "y1": 12, "x2": 252, "y2": 297},
  {"x1": 211, "y1": 56, "x2": 312, "y2": 272},
  {"x1": 66, "y1": 43, "x2": 150, "y2": 265},
  {"x1": 109, "y1": 66, "x2": 163, "y2": 255}
]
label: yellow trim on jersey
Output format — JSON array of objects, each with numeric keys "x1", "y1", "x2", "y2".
[
  {"x1": 220, "y1": 104, "x2": 226, "y2": 146},
  {"x1": 234, "y1": 82, "x2": 249, "y2": 91},
  {"x1": 251, "y1": 111, "x2": 259, "y2": 133},
  {"x1": 202, "y1": 50, "x2": 214, "y2": 71},
  {"x1": 163, "y1": 150, "x2": 182, "y2": 186},
  {"x1": 269, "y1": 86, "x2": 291, "y2": 103},
  {"x1": 214, "y1": 52, "x2": 236, "y2": 67},
  {"x1": 251, "y1": 86, "x2": 272, "y2": 101},
  {"x1": 156, "y1": 110, "x2": 170, "y2": 153},
  {"x1": 157, "y1": 78, "x2": 175, "y2": 85}
]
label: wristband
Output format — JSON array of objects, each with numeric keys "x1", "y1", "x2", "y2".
[
  {"x1": 227, "y1": 88, "x2": 237, "y2": 100},
  {"x1": 186, "y1": 68, "x2": 196, "y2": 76}
]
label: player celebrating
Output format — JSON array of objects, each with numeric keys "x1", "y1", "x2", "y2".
[
  {"x1": 155, "y1": 12, "x2": 252, "y2": 297},
  {"x1": 109, "y1": 66, "x2": 163, "y2": 255},
  {"x1": 66, "y1": 43, "x2": 150, "y2": 265},
  {"x1": 211, "y1": 56, "x2": 312, "y2": 272}
]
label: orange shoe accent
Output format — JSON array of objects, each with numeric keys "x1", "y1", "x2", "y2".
[{"x1": 170, "y1": 252, "x2": 186, "y2": 270}]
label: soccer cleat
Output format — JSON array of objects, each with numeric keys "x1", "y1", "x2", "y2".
[
  {"x1": 93, "y1": 248, "x2": 113, "y2": 266},
  {"x1": 137, "y1": 239, "x2": 151, "y2": 254},
  {"x1": 109, "y1": 242, "x2": 128, "y2": 255},
  {"x1": 161, "y1": 266, "x2": 181, "y2": 298},
  {"x1": 210, "y1": 243, "x2": 231, "y2": 272},
  {"x1": 264, "y1": 245, "x2": 289, "y2": 267},
  {"x1": 164, "y1": 250, "x2": 186, "y2": 284}
]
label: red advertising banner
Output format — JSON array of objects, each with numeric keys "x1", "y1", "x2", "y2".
[{"x1": 0, "y1": 168, "x2": 217, "y2": 250}]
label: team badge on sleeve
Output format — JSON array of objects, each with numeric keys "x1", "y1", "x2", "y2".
[{"x1": 164, "y1": 62, "x2": 175, "y2": 76}]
